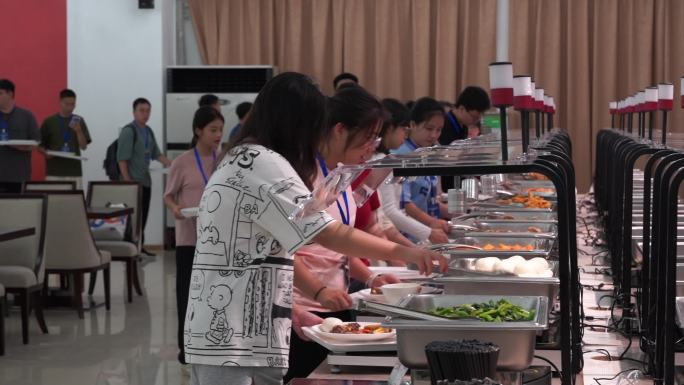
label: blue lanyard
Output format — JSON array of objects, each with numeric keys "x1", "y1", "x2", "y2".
[
  {"x1": 193, "y1": 147, "x2": 216, "y2": 185},
  {"x1": 132, "y1": 121, "x2": 149, "y2": 151},
  {"x1": 316, "y1": 153, "x2": 350, "y2": 225},
  {"x1": 447, "y1": 111, "x2": 462, "y2": 137},
  {"x1": 58, "y1": 116, "x2": 72, "y2": 143}
]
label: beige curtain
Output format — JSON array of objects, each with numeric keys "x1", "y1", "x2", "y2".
[{"x1": 188, "y1": 0, "x2": 684, "y2": 191}]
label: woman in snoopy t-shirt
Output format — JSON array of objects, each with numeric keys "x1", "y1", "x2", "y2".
[{"x1": 184, "y1": 72, "x2": 446, "y2": 385}]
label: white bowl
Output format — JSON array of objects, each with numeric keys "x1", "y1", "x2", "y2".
[{"x1": 380, "y1": 283, "x2": 421, "y2": 304}]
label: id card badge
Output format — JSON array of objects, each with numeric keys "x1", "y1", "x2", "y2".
[{"x1": 427, "y1": 197, "x2": 440, "y2": 217}]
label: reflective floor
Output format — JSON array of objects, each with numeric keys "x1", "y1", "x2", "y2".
[{"x1": 0, "y1": 251, "x2": 188, "y2": 385}]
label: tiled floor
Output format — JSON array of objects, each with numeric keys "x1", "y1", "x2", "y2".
[{"x1": 0, "y1": 251, "x2": 188, "y2": 385}]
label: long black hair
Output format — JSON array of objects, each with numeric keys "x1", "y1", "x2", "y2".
[
  {"x1": 325, "y1": 86, "x2": 384, "y2": 150},
  {"x1": 377, "y1": 98, "x2": 410, "y2": 154},
  {"x1": 410, "y1": 97, "x2": 444, "y2": 124},
  {"x1": 223, "y1": 72, "x2": 327, "y2": 190},
  {"x1": 191, "y1": 106, "x2": 225, "y2": 147}
]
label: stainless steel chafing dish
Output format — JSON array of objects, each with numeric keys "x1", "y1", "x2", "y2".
[
  {"x1": 450, "y1": 221, "x2": 557, "y2": 239},
  {"x1": 363, "y1": 295, "x2": 549, "y2": 371},
  {"x1": 437, "y1": 258, "x2": 559, "y2": 304},
  {"x1": 470, "y1": 196, "x2": 555, "y2": 212},
  {"x1": 433, "y1": 236, "x2": 554, "y2": 258},
  {"x1": 456, "y1": 211, "x2": 557, "y2": 224}
]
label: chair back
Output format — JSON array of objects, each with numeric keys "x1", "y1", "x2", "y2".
[
  {"x1": 23, "y1": 181, "x2": 76, "y2": 192},
  {"x1": 0, "y1": 194, "x2": 48, "y2": 282},
  {"x1": 39, "y1": 191, "x2": 105, "y2": 270},
  {"x1": 87, "y1": 182, "x2": 142, "y2": 249}
]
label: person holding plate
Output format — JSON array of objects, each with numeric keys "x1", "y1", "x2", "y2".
[
  {"x1": 39, "y1": 89, "x2": 91, "y2": 189},
  {"x1": 164, "y1": 106, "x2": 224, "y2": 365},
  {"x1": 0, "y1": 79, "x2": 40, "y2": 193}
]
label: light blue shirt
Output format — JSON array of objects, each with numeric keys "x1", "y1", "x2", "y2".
[{"x1": 394, "y1": 139, "x2": 440, "y2": 218}]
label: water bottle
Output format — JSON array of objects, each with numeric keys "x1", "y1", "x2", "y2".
[
  {"x1": 62, "y1": 142, "x2": 70, "y2": 152},
  {"x1": 0, "y1": 128, "x2": 8, "y2": 142}
]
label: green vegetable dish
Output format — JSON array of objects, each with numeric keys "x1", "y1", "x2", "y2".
[{"x1": 428, "y1": 299, "x2": 536, "y2": 322}]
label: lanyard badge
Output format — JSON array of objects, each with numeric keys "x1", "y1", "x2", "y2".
[
  {"x1": 194, "y1": 147, "x2": 217, "y2": 185},
  {"x1": 316, "y1": 153, "x2": 350, "y2": 225}
]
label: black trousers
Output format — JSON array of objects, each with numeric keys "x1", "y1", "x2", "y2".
[
  {"x1": 176, "y1": 246, "x2": 195, "y2": 364},
  {"x1": 284, "y1": 310, "x2": 353, "y2": 383},
  {"x1": 0, "y1": 182, "x2": 22, "y2": 193},
  {"x1": 141, "y1": 186, "x2": 151, "y2": 245}
]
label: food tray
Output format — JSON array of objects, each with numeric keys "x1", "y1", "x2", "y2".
[
  {"x1": 450, "y1": 221, "x2": 557, "y2": 239},
  {"x1": 435, "y1": 236, "x2": 553, "y2": 258},
  {"x1": 381, "y1": 295, "x2": 549, "y2": 370},
  {"x1": 436, "y1": 259, "x2": 559, "y2": 304},
  {"x1": 460, "y1": 211, "x2": 557, "y2": 224},
  {"x1": 470, "y1": 201, "x2": 554, "y2": 212}
]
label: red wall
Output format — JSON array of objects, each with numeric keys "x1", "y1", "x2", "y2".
[{"x1": 0, "y1": 0, "x2": 67, "y2": 180}]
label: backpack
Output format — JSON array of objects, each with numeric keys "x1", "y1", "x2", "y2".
[{"x1": 104, "y1": 125, "x2": 137, "y2": 181}]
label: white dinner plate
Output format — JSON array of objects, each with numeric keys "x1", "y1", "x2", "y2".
[
  {"x1": 311, "y1": 322, "x2": 396, "y2": 342},
  {"x1": 180, "y1": 207, "x2": 199, "y2": 218},
  {"x1": 0, "y1": 140, "x2": 39, "y2": 146}
]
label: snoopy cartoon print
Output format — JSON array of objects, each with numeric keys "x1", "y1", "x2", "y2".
[{"x1": 205, "y1": 284, "x2": 235, "y2": 345}]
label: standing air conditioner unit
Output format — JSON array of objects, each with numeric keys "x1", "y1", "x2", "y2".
[{"x1": 164, "y1": 66, "x2": 275, "y2": 247}]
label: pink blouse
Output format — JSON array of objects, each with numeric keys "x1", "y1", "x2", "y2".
[
  {"x1": 293, "y1": 166, "x2": 357, "y2": 313},
  {"x1": 164, "y1": 149, "x2": 216, "y2": 247}
]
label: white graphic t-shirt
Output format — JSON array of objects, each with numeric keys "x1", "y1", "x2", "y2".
[{"x1": 184, "y1": 144, "x2": 335, "y2": 368}]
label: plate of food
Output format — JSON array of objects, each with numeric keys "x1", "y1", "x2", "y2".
[{"x1": 312, "y1": 319, "x2": 396, "y2": 342}]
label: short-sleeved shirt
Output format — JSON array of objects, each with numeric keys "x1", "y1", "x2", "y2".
[
  {"x1": 394, "y1": 139, "x2": 441, "y2": 218},
  {"x1": 293, "y1": 165, "x2": 357, "y2": 313},
  {"x1": 184, "y1": 144, "x2": 335, "y2": 368},
  {"x1": 116, "y1": 122, "x2": 162, "y2": 187},
  {"x1": 163, "y1": 148, "x2": 217, "y2": 246},
  {"x1": 0, "y1": 106, "x2": 40, "y2": 183},
  {"x1": 40, "y1": 114, "x2": 92, "y2": 177}
]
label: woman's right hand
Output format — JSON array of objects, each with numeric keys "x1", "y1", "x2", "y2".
[
  {"x1": 397, "y1": 246, "x2": 448, "y2": 275},
  {"x1": 428, "y1": 228, "x2": 449, "y2": 244},
  {"x1": 317, "y1": 288, "x2": 353, "y2": 311},
  {"x1": 430, "y1": 218, "x2": 450, "y2": 233}
]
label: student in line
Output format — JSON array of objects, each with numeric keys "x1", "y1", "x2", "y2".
[
  {"x1": 164, "y1": 106, "x2": 224, "y2": 365},
  {"x1": 439, "y1": 86, "x2": 491, "y2": 190},
  {"x1": 332, "y1": 72, "x2": 359, "y2": 91},
  {"x1": 0, "y1": 79, "x2": 40, "y2": 193},
  {"x1": 374, "y1": 98, "x2": 449, "y2": 244},
  {"x1": 117, "y1": 97, "x2": 172, "y2": 256},
  {"x1": 198, "y1": 94, "x2": 221, "y2": 110},
  {"x1": 287, "y1": 87, "x2": 420, "y2": 381},
  {"x1": 228, "y1": 101, "x2": 252, "y2": 141},
  {"x1": 39, "y1": 88, "x2": 91, "y2": 189},
  {"x1": 394, "y1": 97, "x2": 451, "y2": 239},
  {"x1": 183, "y1": 72, "x2": 446, "y2": 385}
]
